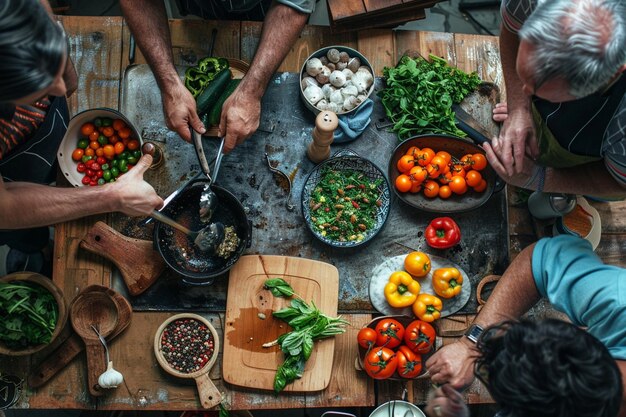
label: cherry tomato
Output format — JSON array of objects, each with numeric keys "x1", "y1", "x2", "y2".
[
  {"x1": 397, "y1": 345, "x2": 423, "y2": 378},
  {"x1": 102, "y1": 126, "x2": 115, "y2": 138},
  {"x1": 114, "y1": 142, "x2": 125, "y2": 155},
  {"x1": 103, "y1": 144, "x2": 115, "y2": 159},
  {"x1": 89, "y1": 131, "x2": 100, "y2": 142},
  {"x1": 422, "y1": 180, "x2": 439, "y2": 198},
  {"x1": 438, "y1": 185, "x2": 452, "y2": 199},
  {"x1": 363, "y1": 347, "x2": 397, "y2": 380},
  {"x1": 416, "y1": 148, "x2": 435, "y2": 167},
  {"x1": 435, "y1": 151, "x2": 452, "y2": 165},
  {"x1": 89, "y1": 140, "x2": 100, "y2": 150},
  {"x1": 471, "y1": 153, "x2": 488, "y2": 171},
  {"x1": 96, "y1": 156, "x2": 107, "y2": 165},
  {"x1": 357, "y1": 327, "x2": 378, "y2": 350},
  {"x1": 409, "y1": 166, "x2": 427, "y2": 183},
  {"x1": 76, "y1": 163, "x2": 86, "y2": 173},
  {"x1": 461, "y1": 154, "x2": 474, "y2": 170},
  {"x1": 404, "y1": 320, "x2": 436, "y2": 354},
  {"x1": 80, "y1": 122, "x2": 96, "y2": 136},
  {"x1": 465, "y1": 170, "x2": 482, "y2": 187},
  {"x1": 71, "y1": 148, "x2": 84, "y2": 161},
  {"x1": 450, "y1": 163, "x2": 466, "y2": 177},
  {"x1": 112, "y1": 119, "x2": 126, "y2": 131},
  {"x1": 474, "y1": 179, "x2": 488, "y2": 192},
  {"x1": 409, "y1": 181, "x2": 422, "y2": 194},
  {"x1": 127, "y1": 139, "x2": 140, "y2": 151},
  {"x1": 81, "y1": 175, "x2": 91, "y2": 185},
  {"x1": 84, "y1": 148, "x2": 95, "y2": 157},
  {"x1": 437, "y1": 172, "x2": 452, "y2": 185},
  {"x1": 395, "y1": 174, "x2": 412, "y2": 193},
  {"x1": 76, "y1": 138, "x2": 89, "y2": 149},
  {"x1": 118, "y1": 127, "x2": 132, "y2": 139},
  {"x1": 449, "y1": 176, "x2": 468, "y2": 195},
  {"x1": 405, "y1": 146, "x2": 420, "y2": 157},
  {"x1": 95, "y1": 147, "x2": 104, "y2": 157},
  {"x1": 397, "y1": 154, "x2": 415, "y2": 173},
  {"x1": 374, "y1": 318, "x2": 405, "y2": 348},
  {"x1": 404, "y1": 251, "x2": 431, "y2": 278}
]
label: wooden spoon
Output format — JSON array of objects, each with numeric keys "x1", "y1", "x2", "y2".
[
  {"x1": 154, "y1": 313, "x2": 222, "y2": 408},
  {"x1": 70, "y1": 288, "x2": 120, "y2": 396}
]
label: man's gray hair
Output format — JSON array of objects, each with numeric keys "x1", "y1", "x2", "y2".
[{"x1": 519, "y1": 0, "x2": 626, "y2": 98}]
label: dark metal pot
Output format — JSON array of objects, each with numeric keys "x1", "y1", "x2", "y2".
[
  {"x1": 388, "y1": 134, "x2": 504, "y2": 213},
  {"x1": 153, "y1": 180, "x2": 251, "y2": 285}
]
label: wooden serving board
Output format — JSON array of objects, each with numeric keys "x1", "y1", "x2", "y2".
[{"x1": 223, "y1": 255, "x2": 339, "y2": 392}]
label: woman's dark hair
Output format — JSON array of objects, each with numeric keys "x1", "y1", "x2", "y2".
[
  {"x1": 476, "y1": 319, "x2": 623, "y2": 417},
  {"x1": 0, "y1": 0, "x2": 67, "y2": 102}
]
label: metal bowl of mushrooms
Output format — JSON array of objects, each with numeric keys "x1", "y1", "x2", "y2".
[{"x1": 300, "y1": 45, "x2": 375, "y2": 116}]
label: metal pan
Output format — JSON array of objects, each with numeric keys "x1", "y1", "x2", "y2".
[
  {"x1": 153, "y1": 179, "x2": 251, "y2": 284},
  {"x1": 388, "y1": 134, "x2": 503, "y2": 213}
]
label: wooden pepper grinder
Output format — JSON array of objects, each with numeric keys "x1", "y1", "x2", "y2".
[{"x1": 307, "y1": 110, "x2": 339, "y2": 163}]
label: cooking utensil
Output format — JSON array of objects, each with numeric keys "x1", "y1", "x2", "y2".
[
  {"x1": 452, "y1": 104, "x2": 493, "y2": 144},
  {"x1": 320, "y1": 401, "x2": 425, "y2": 417},
  {"x1": 80, "y1": 221, "x2": 165, "y2": 296},
  {"x1": 70, "y1": 287, "x2": 120, "y2": 396},
  {"x1": 153, "y1": 181, "x2": 251, "y2": 284},
  {"x1": 222, "y1": 255, "x2": 338, "y2": 391},
  {"x1": 192, "y1": 131, "x2": 225, "y2": 224},
  {"x1": 388, "y1": 134, "x2": 501, "y2": 213},
  {"x1": 28, "y1": 286, "x2": 132, "y2": 389},
  {"x1": 150, "y1": 210, "x2": 225, "y2": 253},
  {"x1": 91, "y1": 325, "x2": 110, "y2": 367},
  {"x1": 265, "y1": 152, "x2": 295, "y2": 211},
  {"x1": 154, "y1": 313, "x2": 222, "y2": 408}
]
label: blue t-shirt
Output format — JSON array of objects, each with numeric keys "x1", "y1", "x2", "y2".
[{"x1": 532, "y1": 235, "x2": 626, "y2": 359}]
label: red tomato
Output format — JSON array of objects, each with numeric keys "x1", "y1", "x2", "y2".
[
  {"x1": 404, "y1": 320, "x2": 436, "y2": 354},
  {"x1": 71, "y1": 148, "x2": 84, "y2": 161},
  {"x1": 374, "y1": 318, "x2": 405, "y2": 348},
  {"x1": 363, "y1": 347, "x2": 397, "y2": 379},
  {"x1": 112, "y1": 119, "x2": 126, "y2": 131},
  {"x1": 127, "y1": 139, "x2": 140, "y2": 151},
  {"x1": 357, "y1": 327, "x2": 377, "y2": 350},
  {"x1": 396, "y1": 345, "x2": 422, "y2": 378},
  {"x1": 80, "y1": 122, "x2": 95, "y2": 136}
]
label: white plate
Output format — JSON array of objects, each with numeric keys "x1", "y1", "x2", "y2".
[
  {"x1": 369, "y1": 253, "x2": 471, "y2": 317},
  {"x1": 370, "y1": 400, "x2": 426, "y2": 417}
]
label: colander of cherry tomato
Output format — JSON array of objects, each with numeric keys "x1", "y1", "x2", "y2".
[
  {"x1": 388, "y1": 134, "x2": 501, "y2": 213},
  {"x1": 57, "y1": 108, "x2": 143, "y2": 187}
]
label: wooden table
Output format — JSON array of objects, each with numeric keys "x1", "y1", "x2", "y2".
[{"x1": 1, "y1": 15, "x2": 625, "y2": 412}]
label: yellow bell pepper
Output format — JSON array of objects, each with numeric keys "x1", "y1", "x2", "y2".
[
  {"x1": 432, "y1": 267, "x2": 463, "y2": 299},
  {"x1": 412, "y1": 293, "x2": 442, "y2": 322},
  {"x1": 384, "y1": 271, "x2": 421, "y2": 308}
]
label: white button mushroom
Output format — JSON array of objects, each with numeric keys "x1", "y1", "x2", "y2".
[
  {"x1": 341, "y1": 84, "x2": 358, "y2": 98},
  {"x1": 351, "y1": 71, "x2": 373, "y2": 94},
  {"x1": 326, "y1": 48, "x2": 341, "y2": 63},
  {"x1": 305, "y1": 57, "x2": 324, "y2": 77},
  {"x1": 329, "y1": 70, "x2": 347, "y2": 88},
  {"x1": 347, "y1": 57, "x2": 361, "y2": 73},
  {"x1": 301, "y1": 76, "x2": 319, "y2": 91},
  {"x1": 315, "y1": 99, "x2": 329, "y2": 111},
  {"x1": 303, "y1": 84, "x2": 324, "y2": 105},
  {"x1": 321, "y1": 83, "x2": 336, "y2": 100},
  {"x1": 327, "y1": 102, "x2": 341, "y2": 113},
  {"x1": 329, "y1": 89, "x2": 344, "y2": 106},
  {"x1": 343, "y1": 96, "x2": 360, "y2": 112},
  {"x1": 315, "y1": 65, "x2": 331, "y2": 85},
  {"x1": 341, "y1": 68, "x2": 354, "y2": 81}
]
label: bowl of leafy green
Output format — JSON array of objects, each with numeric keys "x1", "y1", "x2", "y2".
[
  {"x1": 301, "y1": 149, "x2": 391, "y2": 248},
  {"x1": 0, "y1": 272, "x2": 68, "y2": 356}
]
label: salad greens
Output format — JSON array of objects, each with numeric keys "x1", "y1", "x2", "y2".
[
  {"x1": 379, "y1": 54, "x2": 481, "y2": 140},
  {"x1": 0, "y1": 281, "x2": 58, "y2": 348},
  {"x1": 309, "y1": 168, "x2": 383, "y2": 243},
  {"x1": 263, "y1": 279, "x2": 349, "y2": 392}
]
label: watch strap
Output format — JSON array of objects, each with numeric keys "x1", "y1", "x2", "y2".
[{"x1": 464, "y1": 324, "x2": 484, "y2": 344}]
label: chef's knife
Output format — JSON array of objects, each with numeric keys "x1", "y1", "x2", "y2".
[{"x1": 452, "y1": 104, "x2": 493, "y2": 145}]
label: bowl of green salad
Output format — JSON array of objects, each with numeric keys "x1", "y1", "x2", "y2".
[
  {"x1": 301, "y1": 149, "x2": 391, "y2": 248},
  {"x1": 0, "y1": 272, "x2": 68, "y2": 356}
]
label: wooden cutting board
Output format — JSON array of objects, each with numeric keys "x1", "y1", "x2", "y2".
[{"x1": 223, "y1": 255, "x2": 339, "y2": 392}]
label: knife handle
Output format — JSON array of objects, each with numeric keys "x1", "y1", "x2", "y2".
[{"x1": 456, "y1": 119, "x2": 490, "y2": 145}]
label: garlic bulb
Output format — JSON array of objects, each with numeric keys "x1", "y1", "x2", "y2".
[
  {"x1": 305, "y1": 58, "x2": 323, "y2": 77},
  {"x1": 343, "y1": 96, "x2": 360, "y2": 111},
  {"x1": 327, "y1": 48, "x2": 341, "y2": 63},
  {"x1": 326, "y1": 102, "x2": 341, "y2": 113},
  {"x1": 329, "y1": 70, "x2": 347, "y2": 88},
  {"x1": 303, "y1": 84, "x2": 324, "y2": 104},
  {"x1": 98, "y1": 361, "x2": 123, "y2": 389}
]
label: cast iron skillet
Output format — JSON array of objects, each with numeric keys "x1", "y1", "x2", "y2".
[
  {"x1": 388, "y1": 134, "x2": 504, "y2": 213},
  {"x1": 153, "y1": 180, "x2": 251, "y2": 284}
]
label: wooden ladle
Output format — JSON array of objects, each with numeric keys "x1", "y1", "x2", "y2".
[
  {"x1": 154, "y1": 313, "x2": 222, "y2": 408},
  {"x1": 70, "y1": 287, "x2": 120, "y2": 396}
]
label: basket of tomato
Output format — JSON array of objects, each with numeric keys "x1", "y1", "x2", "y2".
[
  {"x1": 356, "y1": 315, "x2": 436, "y2": 380},
  {"x1": 57, "y1": 108, "x2": 143, "y2": 187}
]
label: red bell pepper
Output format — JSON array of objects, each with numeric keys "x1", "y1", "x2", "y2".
[{"x1": 425, "y1": 217, "x2": 461, "y2": 249}]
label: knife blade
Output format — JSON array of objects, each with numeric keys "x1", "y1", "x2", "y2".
[{"x1": 452, "y1": 104, "x2": 493, "y2": 145}]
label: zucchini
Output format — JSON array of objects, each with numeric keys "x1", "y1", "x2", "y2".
[
  {"x1": 207, "y1": 79, "x2": 241, "y2": 126},
  {"x1": 196, "y1": 68, "x2": 232, "y2": 115}
]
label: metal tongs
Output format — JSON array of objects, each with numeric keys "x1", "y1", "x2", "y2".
[{"x1": 192, "y1": 131, "x2": 225, "y2": 222}]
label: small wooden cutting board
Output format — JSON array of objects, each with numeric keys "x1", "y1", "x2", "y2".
[{"x1": 223, "y1": 255, "x2": 339, "y2": 392}]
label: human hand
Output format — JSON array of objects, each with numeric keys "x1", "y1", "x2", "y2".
[
  {"x1": 424, "y1": 384, "x2": 469, "y2": 417},
  {"x1": 483, "y1": 141, "x2": 544, "y2": 190},
  {"x1": 493, "y1": 103, "x2": 538, "y2": 175},
  {"x1": 111, "y1": 154, "x2": 163, "y2": 216},
  {"x1": 161, "y1": 82, "x2": 206, "y2": 142},
  {"x1": 425, "y1": 339, "x2": 477, "y2": 389},
  {"x1": 218, "y1": 86, "x2": 261, "y2": 153}
]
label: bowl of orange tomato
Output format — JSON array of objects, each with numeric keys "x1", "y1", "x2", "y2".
[
  {"x1": 57, "y1": 108, "x2": 143, "y2": 187},
  {"x1": 388, "y1": 134, "x2": 500, "y2": 213}
]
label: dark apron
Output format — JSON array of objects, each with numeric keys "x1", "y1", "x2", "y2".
[
  {"x1": 175, "y1": 0, "x2": 272, "y2": 20},
  {"x1": 0, "y1": 95, "x2": 69, "y2": 252}
]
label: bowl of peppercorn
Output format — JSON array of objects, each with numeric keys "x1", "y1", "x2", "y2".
[{"x1": 154, "y1": 313, "x2": 222, "y2": 408}]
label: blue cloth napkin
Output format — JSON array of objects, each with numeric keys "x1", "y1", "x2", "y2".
[{"x1": 333, "y1": 98, "x2": 374, "y2": 143}]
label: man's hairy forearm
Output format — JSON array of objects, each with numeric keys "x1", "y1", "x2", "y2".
[
  {"x1": 0, "y1": 182, "x2": 117, "y2": 229},
  {"x1": 119, "y1": 0, "x2": 180, "y2": 91},
  {"x1": 237, "y1": 3, "x2": 308, "y2": 99}
]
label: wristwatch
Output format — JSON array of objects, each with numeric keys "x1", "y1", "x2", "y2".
[{"x1": 464, "y1": 324, "x2": 484, "y2": 344}]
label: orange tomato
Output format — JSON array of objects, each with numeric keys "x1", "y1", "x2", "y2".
[
  {"x1": 397, "y1": 154, "x2": 415, "y2": 173},
  {"x1": 114, "y1": 142, "x2": 125, "y2": 155},
  {"x1": 449, "y1": 176, "x2": 468, "y2": 195},
  {"x1": 474, "y1": 179, "x2": 488, "y2": 192},
  {"x1": 103, "y1": 144, "x2": 115, "y2": 159},
  {"x1": 438, "y1": 185, "x2": 452, "y2": 199},
  {"x1": 409, "y1": 181, "x2": 422, "y2": 193},
  {"x1": 71, "y1": 148, "x2": 84, "y2": 161},
  {"x1": 108, "y1": 135, "x2": 119, "y2": 144},
  {"x1": 395, "y1": 174, "x2": 413, "y2": 192},
  {"x1": 95, "y1": 147, "x2": 104, "y2": 157},
  {"x1": 417, "y1": 148, "x2": 435, "y2": 167},
  {"x1": 422, "y1": 180, "x2": 439, "y2": 198},
  {"x1": 84, "y1": 147, "x2": 95, "y2": 157},
  {"x1": 89, "y1": 141, "x2": 100, "y2": 150},
  {"x1": 450, "y1": 164, "x2": 466, "y2": 177},
  {"x1": 127, "y1": 139, "x2": 140, "y2": 151},
  {"x1": 80, "y1": 123, "x2": 95, "y2": 136},
  {"x1": 118, "y1": 127, "x2": 132, "y2": 139},
  {"x1": 405, "y1": 146, "x2": 420, "y2": 157},
  {"x1": 112, "y1": 119, "x2": 126, "y2": 131},
  {"x1": 461, "y1": 154, "x2": 474, "y2": 170},
  {"x1": 102, "y1": 126, "x2": 115, "y2": 138},
  {"x1": 409, "y1": 166, "x2": 428, "y2": 183},
  {"x1": 438, "y1": 171, "x2": 452, "y2": 185},
  {"x1": 472, "y1": 153, "x2": 488, "y2": 171},
  {"x1": 465, "y1": 170, "x2": 483, "y2": 187},
  {"x1": 89, "y1": 131, "x2": 100, "y2": 141},
  {"x1": 435, "y1": 151, "x2": 452, "y2": 165}
]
